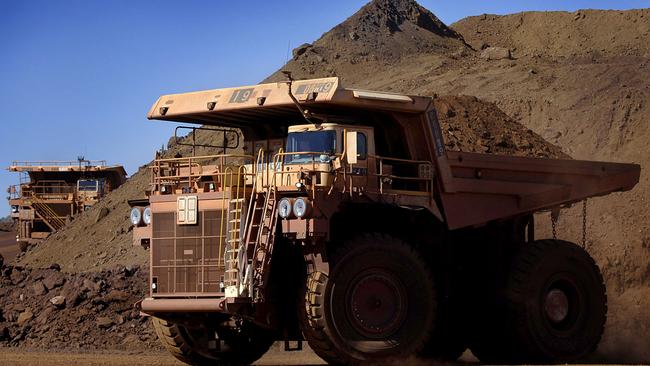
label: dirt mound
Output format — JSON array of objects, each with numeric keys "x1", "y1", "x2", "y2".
[
  {"x1": 264, "y1": 0, "x2": 468, "y2": 83},
  {"x1": 16, "y1": 167, "x2": 151, "y2": 272},
  {"x1": 434, "y1": 95, "x2": 565, "y2": 158},
  {"x1": 453, "y1": 9, "x2": 650, "y2": 59},
  {"x1": 0, "y1": 261, "x2": 160, "y2": 351}
]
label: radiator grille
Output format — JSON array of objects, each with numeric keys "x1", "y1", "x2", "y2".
[{"x1": 151, "y1": 210, "x2": 226, "y2": 295}]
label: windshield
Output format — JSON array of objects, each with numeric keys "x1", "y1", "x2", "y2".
[
  {"x1": 77, "y1": 179, "x2": 99, "y2": 192},
  {"x1": 285, "y1": 130, "x2": 337, "y2": 164}
]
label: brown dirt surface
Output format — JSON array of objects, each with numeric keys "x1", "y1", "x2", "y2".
[
  {"x1": 453, "y1": 9, "x2": 650, "y2": 59},
  {"x1": 0, "y1": 232, "x2": 19, "y2": 266},
  {"x1": 0, "y1": 261, "x2": 160, "y2": 351},
  {"x1": 9, "y1": 0, "x2": 650, "y2": 362},
  {"x1": 0, "y1": 345, "x2": 327, "y2": 365}
]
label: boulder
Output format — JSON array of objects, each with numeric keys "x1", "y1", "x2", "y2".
[
  {"x1": 480, "y1": 46, "x2": 512, "y2": 60},
  {"x1": 292, "y1": 43, "x2": 312, "y2": 59},
  {"x1": 103, "y1": 290, "x2": 130, "y2": 303},
  {"x1": 32, "y1": 281, "x2": 47, "y2": 296},
  {"x1": 96, "y1": 317, "x2": 114, "y2": 329},
  {"x1": 49, "y1": 295, "x2": 66, "y2": 308},
  {"x1": 82, "y1": 278, "x2": 101, "y2": 293},
  {"x1": 10, "y1": 268, "x2": 26, "y2": 284},
  {"x1": 16, "y1": 309, "x2": 33, "y2": 327},
  {"x1": 43, "y1": 271, "x2": 66, "y2": 290},
  {"x1": 35, "y1": 307, "x2": 54, "y2": 325}
]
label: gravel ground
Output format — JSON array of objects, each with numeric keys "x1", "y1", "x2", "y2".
[{"x1": 0, "y1": 344, "x2": 327, "y2": 366}]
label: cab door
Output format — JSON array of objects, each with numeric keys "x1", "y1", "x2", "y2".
[{"x1": 344, "y1": 127, "x2": 375, "y2": 192}]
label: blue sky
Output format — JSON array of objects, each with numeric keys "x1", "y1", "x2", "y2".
[{"x1": 1, "y1": 0, "x2": 648, "y2": 214}]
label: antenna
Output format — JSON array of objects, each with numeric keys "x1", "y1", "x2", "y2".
[
  {"x1": 282, "y1": 71, "x2": 319, "y2": 125},
  {"x1": 286, "y1": 40, "x2": 291, "y2": 64}
]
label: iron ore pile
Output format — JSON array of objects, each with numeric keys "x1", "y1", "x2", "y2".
[{"x1": 0, "y1": 255, "x2": 159, "y2": 351}]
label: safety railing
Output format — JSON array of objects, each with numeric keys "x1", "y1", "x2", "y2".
[
  {"x1": 30, "y1": 195, "x2": 67, "y2": 230},
  {"x1": 11, "y1": 160, "x2": 107, "y2": 168},
  {"x1": 258, "y1": 151, "x2": 434, "y2": 199},
  {"x1": 371, "y1": 155, "x2": 434, "y2": 198},
  {"x1": 20, "y1": 181, "x2": 76, "y2": 200},
  {"x1": 151, "y1": 153, "x2": 256, "y2": 193}
]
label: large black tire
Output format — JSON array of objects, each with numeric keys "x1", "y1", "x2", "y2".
[
  {"x1": 300, "y1": 233, "x2": 437, "y2": 365},
  {"x1": 508, "y1": 239, "x2": 607, "y2": 362},
  {"x1": 152, "y1": 317, "x2": 273, "y2": 366},
  {"x1": 471, "y1": 239, "x2": 607, "y2": 363}
]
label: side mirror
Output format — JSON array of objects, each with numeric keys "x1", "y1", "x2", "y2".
[{"x1": 345, "y1": 131, "x2": 358, "y2": 165}]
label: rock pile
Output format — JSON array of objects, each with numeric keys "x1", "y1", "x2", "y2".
[{"x1": 0, "y1": 259, "x2": 160, "y2": 351}]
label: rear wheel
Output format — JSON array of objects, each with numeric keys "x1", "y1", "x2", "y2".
[
  {"x1": 506, "y1": 239, "x2": 606, "y2": 362},
  {"x1": 300, "y1": 233, "x2": 437, "y2": 365},
  {"x1": 469, "y1": 239, "x2": 607, "y2": 363},
  {"x1": 152, "y1": 317, "x2": 273, "y2": 365}
]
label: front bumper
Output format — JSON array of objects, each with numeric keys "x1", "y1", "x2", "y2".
[{"x1": 138, "y1": 297, "x2": 251, "y2": 315}]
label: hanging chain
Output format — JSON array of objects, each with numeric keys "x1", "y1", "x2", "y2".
[
  {"x1": 551, "y1": 212, "x2": 558, "y2": 240},
  {"x1": 582, "y1": 200, "x2": 588, "y2": 248}
]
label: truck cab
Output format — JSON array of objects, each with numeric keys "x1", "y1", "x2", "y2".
[{"x1": 76, "y1": 178, "x2": 105, "y2": 210}]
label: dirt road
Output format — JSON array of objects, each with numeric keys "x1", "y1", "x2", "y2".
[
  {"x1": 0, "y1": 345, "x2": 327, "y2": 366},
  {"x1": 0, "y1": 347, "x2": 484, "y2": 365},
  {"x1": 0, "y1": 231, "x2": 18, "y2": 263}
]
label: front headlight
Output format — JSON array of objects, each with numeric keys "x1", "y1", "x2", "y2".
[
  {"x1": 278, "y1": 198, "x2": 292, "y2": 219},
  {"x1": 293, "y1": 197, "x2": 311, "y2": 218},
  {"x1": 130, "y1": 207, "x2": 142, "y2": 226},
  {"x1": 142, "y1": 207, "x2": 152, "y2": 225}
]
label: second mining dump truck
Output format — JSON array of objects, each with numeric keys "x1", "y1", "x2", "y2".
[
  {"x1": 8, "y1": 159, "x2": 127, "y2": 248},
  {"x1": 133, "y1": 76, "x2": 640, "y2": 365}
]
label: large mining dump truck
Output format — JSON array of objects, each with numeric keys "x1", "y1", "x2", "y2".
[
  {"x1": 7, "y1": 159, "x2": 127, "y2": 248},
  {"x1": 133, "y1": 76, "x2": 640, "y2": 365}
]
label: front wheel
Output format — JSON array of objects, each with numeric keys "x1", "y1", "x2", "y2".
[
  {"x1": 152, "y1": 317, "x2": 273, "y2": 365},
  {"x1": 300, "y1": 233, "x2": 437, "y2": 365}
]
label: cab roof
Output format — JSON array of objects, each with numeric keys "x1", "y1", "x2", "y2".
[
  {"x1": 147, "y1": 77, "x2": 433, "y2": 131},
  {"x1": 8, "y1": 161, "x2": 128, "y2": 186}
]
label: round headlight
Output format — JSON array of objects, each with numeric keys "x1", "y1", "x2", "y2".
[
  {"x1": 293, "y1": 197, "x2": 311, "y2": 218},
  {"x1": 278, "y1": 198, "x2": 292, "y2": 219},
  {"x1": 142, "y1": 207, "x2": 152, "y2": 225},
  {"x1": 130, "y1": 207, "x2": 142, "y2": 226}
]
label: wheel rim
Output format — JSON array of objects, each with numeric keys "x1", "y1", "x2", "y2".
[
  {"x1": 542, "y1": 277, "x2": 582, "y2": 332},
  {"x1": 544, "y1": 289, "x2": 569, "y2": 323},
  {"x1": 346, "y1": 269, "x2": 408, "y2": 339}
]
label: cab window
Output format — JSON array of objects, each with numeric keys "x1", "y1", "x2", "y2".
[
  {"x1": 342, "y1": 131, "x2": 368, "y2": 160},
  {"x1": 357, "y1": 132, "x2": 367, "y2": 160}
]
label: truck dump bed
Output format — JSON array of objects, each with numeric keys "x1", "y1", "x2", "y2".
[{"x1": 440, "y1": 151, "x2": 640, "y2": 229}]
